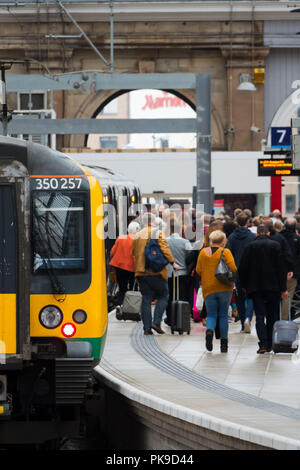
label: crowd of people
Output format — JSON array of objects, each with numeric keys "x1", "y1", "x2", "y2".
[{"x1": 109, "y1": 204, "x2": 300, "y2": 354}]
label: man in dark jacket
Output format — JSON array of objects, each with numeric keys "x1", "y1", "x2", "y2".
[
  {"x1": 263, "y1": 218, "x2": 294, "y2": 276},
  {"x1": 238, "y1": 224, "x2": 288, "y2": 354},
  {"x1": 280, "y1": 218, "x2": 300, "y2": 320},
  {"x1": 227, "y1": 212, "x2": 256, "y2": 333}
]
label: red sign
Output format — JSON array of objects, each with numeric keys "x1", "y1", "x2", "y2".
[
  {"x1": 214, "y1": 199, "x2": 224, "y2": 208},
  {"x1": 142, "y1": 91, "x2": 187, "y2": 110}
]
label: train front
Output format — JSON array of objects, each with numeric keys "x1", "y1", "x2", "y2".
[{"x1": 0, "y1": 137, "x2": 107, "y2": 445}]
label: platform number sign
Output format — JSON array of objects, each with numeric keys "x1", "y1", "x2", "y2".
[{"x1": 271, "y1": 127, "x2": 292, "y2": 149}]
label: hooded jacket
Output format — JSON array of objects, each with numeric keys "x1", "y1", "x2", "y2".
[{"x1": 227, "y1": 227, "x2": 256, "y2": 268}]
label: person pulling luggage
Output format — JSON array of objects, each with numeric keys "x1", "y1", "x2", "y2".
[
  {"x1": 238, "y1": 224, "x2": 288, "y2": 354},
  {"x1": 165, "y1": 219, "x2": 192, "y2": 326}
]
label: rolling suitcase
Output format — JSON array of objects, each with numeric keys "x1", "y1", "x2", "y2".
[
  {"x1": 170, "y1": 272, "x2": 191, "y2": 335},
  {"x1": 117, "y1": 283, "x2": 142, "y2": 322},
  {"x1": 272, "y1": 296, "x2": 299, "y2": 354}
]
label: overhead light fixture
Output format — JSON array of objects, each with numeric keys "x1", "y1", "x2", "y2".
[{"x1": 237, "y1": 73, "x2": 257, "y2": 92}]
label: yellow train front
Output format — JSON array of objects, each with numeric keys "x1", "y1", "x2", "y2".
[{"x1": 0, "y1": 136, "x2": 107, "y2": 445}]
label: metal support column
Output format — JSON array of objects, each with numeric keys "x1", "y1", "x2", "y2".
[{"x1": 196, "y1": 74, "x2": 212, "y2": 213}]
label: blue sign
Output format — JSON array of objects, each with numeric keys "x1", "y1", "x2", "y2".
[{"x1": 271, "y1": 127, "x2": 292, "y2": 149}]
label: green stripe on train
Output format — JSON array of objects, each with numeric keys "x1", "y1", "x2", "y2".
[{"x1": 66, "y1": 329, "x2": 107, "y2": 360}]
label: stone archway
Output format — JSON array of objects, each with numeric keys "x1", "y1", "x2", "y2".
[{"x1": 68, "y1": 88, "x2": 225, "y2": 150}]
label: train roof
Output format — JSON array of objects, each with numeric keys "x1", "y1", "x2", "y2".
[
  {"x1": 68, "y1": 154, "x2": 138, "y2": 187},
  {"x1": 0, "y1": 136, "x2": 84, "y2": 176}
]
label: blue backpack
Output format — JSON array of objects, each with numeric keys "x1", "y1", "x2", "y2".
[{"x1": 145, "y1": 233, "x2": 169, "y2": 273}]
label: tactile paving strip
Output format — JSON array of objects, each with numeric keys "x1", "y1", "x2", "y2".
[{"x1": 131, "y1": 322, "x2": 300, "y2": 421}]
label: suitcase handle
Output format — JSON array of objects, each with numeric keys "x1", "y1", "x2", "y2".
[
  {"x1": 280, "y1": 294, "x2": 291, "y2": 321},
  {"x1": 173, "y1": 271, "x2": 180, "y2": 301}
]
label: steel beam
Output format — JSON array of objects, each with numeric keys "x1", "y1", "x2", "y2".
[
  {"x1": 196, "y1": 74, "x2": 212, "y2": 213},
  {"x1": 6, "y1": 73, "x2": 197, "y2": 93},
  {"x1": 0, "y1": 0, "x2": 269, "y2": 3},
  {"x1": 4, "y1": 118, "x2": 197, "y2": 134},
  {"x1": 291, "y1": 118, "x2": 300, "y2": 128}
]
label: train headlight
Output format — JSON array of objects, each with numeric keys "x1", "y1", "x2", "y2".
[
  {"x1": 72, "y1": 309, "x2": 87, "y2": 324},
  {"x1": 39, "y1": 305, "x2": 63, "y2": 329}
]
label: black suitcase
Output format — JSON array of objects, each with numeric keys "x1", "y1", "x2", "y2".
[
  {"x1": 170, "y1": 273, "x2": 191, "y2": 335},
  {"x1": 272, "y1": 296, "x2": 299, "y2": 354}
]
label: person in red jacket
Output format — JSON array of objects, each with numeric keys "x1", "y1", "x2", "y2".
[{"x1": 110, "y1": 221, "x2": 140, "y2": 306}]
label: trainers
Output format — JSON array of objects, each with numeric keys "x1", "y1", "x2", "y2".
[
  {"x1": 152, "y1": 324, "x2": 165, "y2": 334},
  {"x1": 144, "y1": 330, "x2": 153, "y2": 335},
  {"x1": 244, "y1": 318, "x2": 251, "y2": 334},
  {"x1": 206, "y1": 329, "x2": 214, "y2": 352}
]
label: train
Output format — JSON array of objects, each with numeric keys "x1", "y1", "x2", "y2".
[{"x1": 0, "y1": 136, "x2": 141, "y2": 446}]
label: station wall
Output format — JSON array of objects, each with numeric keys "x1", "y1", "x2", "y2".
[{"x1": 69, "y1": 151, "x2": 271, "y2": 214}]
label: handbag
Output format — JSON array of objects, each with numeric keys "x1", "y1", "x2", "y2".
[{"x1": 215, "y1": 248, "x2": 235, "y2": 286}]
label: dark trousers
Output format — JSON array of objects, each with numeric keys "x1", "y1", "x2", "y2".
[
  {"x1": 236, "y1": 277, "x2": 253, "y2": 328},
  {"x1": 116, "y1": 268, "x2": 135, "y2": 305},
  {"x1": 252, "y1": 291, "x2": 281, "y2": 349},
  {"x1": 138, "y1": 275, "x2": 169, "y2": 331},
  {"x1": 166, "y1": 275, "x2": 189, "y2": 323}
]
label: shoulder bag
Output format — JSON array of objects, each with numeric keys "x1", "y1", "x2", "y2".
[{"x1": 215, "y1": 248, "x2": 235, "y2": 286}]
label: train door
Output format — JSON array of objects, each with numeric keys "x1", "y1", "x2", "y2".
[
  {"x1": 118, "y1": 187, "x2": 128, "y2": 236},
  {"x1": 0, "y1": 160, "x2": 30, "y2": 364}
]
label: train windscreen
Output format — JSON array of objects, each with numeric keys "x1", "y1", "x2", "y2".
[{"x1": 32, "y1": 191, "x2": 86, "y2": 272}]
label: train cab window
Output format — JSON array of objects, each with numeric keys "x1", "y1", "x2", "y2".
[{"x1": 32, "y1": 191, "x2": 87, "y2": 272}]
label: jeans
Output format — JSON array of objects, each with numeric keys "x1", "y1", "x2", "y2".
[
  {"x1": 138, "y1": 275, "x2": 169, "y2": 331},
  {"x1": 252, "y1": 291, "x2": 280, "y2": 349},
  {"x1": 236, "y1": 277, "x2": 254, "y2": 328},
  {"x1": 205, "y1": 291, "x2": 232, "y2": 339}
]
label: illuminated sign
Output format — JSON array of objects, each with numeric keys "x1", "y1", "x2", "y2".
[
  {"x1": 258, "y1": 158, "x2": 300, "y2": 176},
  {"x1": 142, "y1": 91, "x2": 187, "y2": 110}
]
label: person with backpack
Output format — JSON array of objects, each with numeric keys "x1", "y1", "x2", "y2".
[{"x1": 132, "y1": 212, "x2": 179, "y2": 335}]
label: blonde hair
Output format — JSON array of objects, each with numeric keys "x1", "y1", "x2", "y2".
[
  {"x1": 209, "y1": 229, "x2": 227, "y2": 246},
  {"x1": 203, "y1": 221, "x2": 224, "y2": 247}
]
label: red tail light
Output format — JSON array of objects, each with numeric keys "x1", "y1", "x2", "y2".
[{"x1": 61, "y1": 323, "x2": 76, "y2": 338}]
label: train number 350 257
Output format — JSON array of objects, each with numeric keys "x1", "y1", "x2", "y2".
[{"x1": 34, "y1": 177, "x2": 83, "y2": 190}]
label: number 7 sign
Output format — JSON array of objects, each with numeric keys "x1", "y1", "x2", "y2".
[{"x1": 271, "y1": 127, "x2": 292, "y2": 149}]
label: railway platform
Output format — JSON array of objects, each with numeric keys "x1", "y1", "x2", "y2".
[{"x1": 95, "y1": 312, "x2": 300, "y2": 450}]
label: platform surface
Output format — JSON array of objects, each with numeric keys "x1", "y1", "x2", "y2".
[{"x1": 95, "y1": 313, "x2": 300, "y2": 450}]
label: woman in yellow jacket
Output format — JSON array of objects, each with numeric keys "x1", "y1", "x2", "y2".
[{"x1": 196, "y1": 230, "x2": 237, "y2": 353}]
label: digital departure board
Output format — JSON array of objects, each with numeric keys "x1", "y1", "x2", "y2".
[{"x1": 258, "y1": 158, "x2": 300, "y2": 176}]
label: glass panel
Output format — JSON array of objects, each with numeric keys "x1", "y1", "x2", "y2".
[{"x1": 32, "y1": 191, "x2": 86, "y2": 272}]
